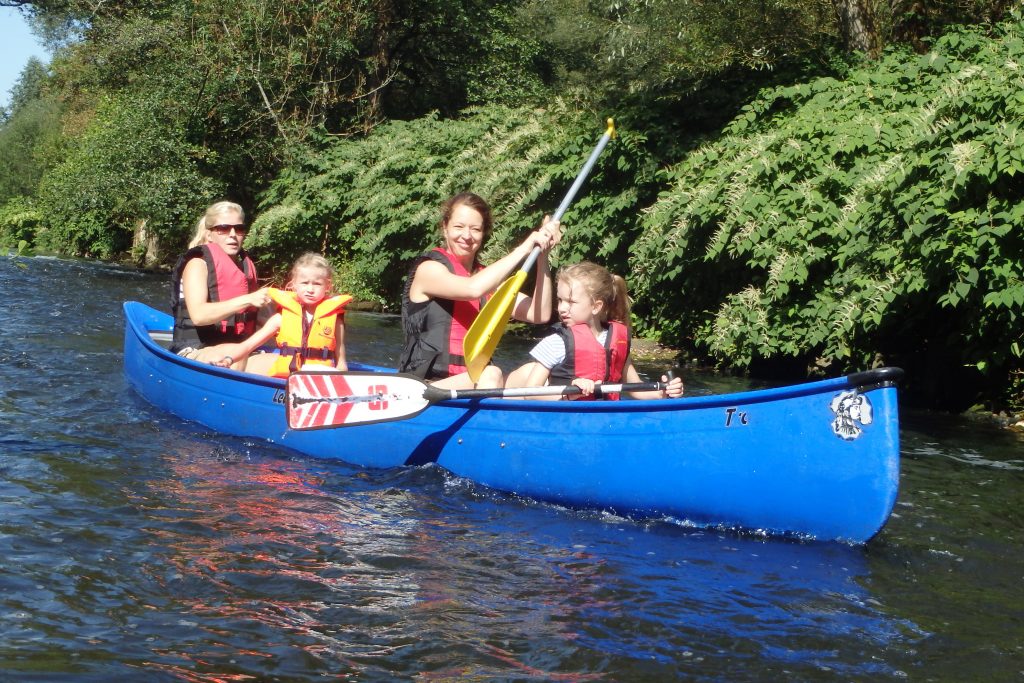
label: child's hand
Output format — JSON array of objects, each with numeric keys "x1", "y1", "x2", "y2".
[
  {"x1": 661, "y1": 374, "x2": 684, "y2": 398},
  {"x1": 572, "y1": 377, "x2": 597, "y2": 396}
]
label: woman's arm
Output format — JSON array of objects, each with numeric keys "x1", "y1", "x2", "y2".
[
  {"x1": 181, "y1": 257, "x2": 269, "y2": 326},
  {"x1": 512, "y1": 217, "x2": 560, "y2": 324},
  {"x1": 209, "y1": 313, "x2": 282, "y2": 367},
  {"x1": 410, "y1": 221, "x2": 560, "y2": 304}
]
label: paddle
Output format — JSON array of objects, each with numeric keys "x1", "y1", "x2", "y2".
[
  {"x1": 463, "y1": 118, "x2": 617, "y2": 383},
  {"x1": 286, "y1": 369, "x2": 669, "y2": 430}
]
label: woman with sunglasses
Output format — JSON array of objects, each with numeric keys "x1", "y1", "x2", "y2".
[{"x1": 169, "y1": 201, "x2": 270, "y2": 366}]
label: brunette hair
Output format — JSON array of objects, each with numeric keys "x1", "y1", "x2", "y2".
[
  {"x1": 438, "y1": 192, "x2": 493, "y2": 248},
  {"x1": 558, "y1": 261, "x2": 632, "y2": 330},
  {"x1": 188, "y1": 201, "x2": 245, "y2": 248}
]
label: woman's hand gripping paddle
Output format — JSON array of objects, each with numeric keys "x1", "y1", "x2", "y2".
[
  {"x1": 462, "y1": 118, "x2": 617, "y2": 383},
  {"x1": 285, "y1": 368, "x2": 669, "y2": 430}
]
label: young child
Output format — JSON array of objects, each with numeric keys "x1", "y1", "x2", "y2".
[
  {"x1": 212, "y1": 253, "x2": 352, "y2": 377},
  {"x1": 505, "y1": 261, "x2": 684, "y2": 400}
]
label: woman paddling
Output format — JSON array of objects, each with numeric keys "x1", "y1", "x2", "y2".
[
  {"x1": 398, "y1": 192, "x2": 561, "y2": 389},
  {"x1": 169, "y1": 201, "x2": 270, "y2": 367}
]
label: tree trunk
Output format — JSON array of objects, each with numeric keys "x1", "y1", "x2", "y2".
[
  {"x1": 834, "y1": 0, "x2": 882, "y2": 58},
  {"x1": 132, "y1": 219, "x2": 160, "y2": 268}
]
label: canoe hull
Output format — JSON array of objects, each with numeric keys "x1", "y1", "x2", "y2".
[{"x1": 123, "y1": 301, "x2": 900, "y2": 543}]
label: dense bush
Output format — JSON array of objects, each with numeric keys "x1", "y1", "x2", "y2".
[
  {"x1": 0, "y1": 196, "x2": 43, "y2": 249},
  {"x1": 249, "y1": 102, "x2": 657, "y2": 307},
  {"x1": 632, "y1": 18, "x2": 1024, "y2": 408}
]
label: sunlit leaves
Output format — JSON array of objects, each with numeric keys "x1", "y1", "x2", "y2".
[
  {"x1": 632, "y1": 18, "x2": 1024, "y2": 395},
  {"x1": 251, "y1": 102, "x2": 653, "y2": 308}
]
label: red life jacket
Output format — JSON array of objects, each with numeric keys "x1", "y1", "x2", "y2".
[
  {"x1": 171, "y1": 243, "x2": 259, "y2": 352},
  {"x1": 399, "y1": 248, "x2": 486, "y2": 379},
  {"x1": 548, "y1": 321, "x2": 631, "y2": 400}
]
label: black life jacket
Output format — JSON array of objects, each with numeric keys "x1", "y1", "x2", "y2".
[{"x1": 398, "y1": 248, "x2": 486, "y2": 379}]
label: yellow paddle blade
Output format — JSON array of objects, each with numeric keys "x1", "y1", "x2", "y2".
[{"x1": 463, "y1": 270, "x2": 528, "y2": 382}]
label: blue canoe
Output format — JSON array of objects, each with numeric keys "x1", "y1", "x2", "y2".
[{"x1": 123, "y1": 301, "x2": 902, "y2": 543}]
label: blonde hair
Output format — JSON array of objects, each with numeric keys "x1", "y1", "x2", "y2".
[
  {"x1": 288, "y1": 252, "x2": 333, "y2": 289},
  {"x1": 188, "y1": 201, "x2": 246, "y2": 248},
  {"x1": 559, "y1": 261, "x2": 631, "y2": 329}
]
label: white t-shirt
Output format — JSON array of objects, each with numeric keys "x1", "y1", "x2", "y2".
[{"x1": 530, "y1": 328, "x2": 610, "y2": 368}]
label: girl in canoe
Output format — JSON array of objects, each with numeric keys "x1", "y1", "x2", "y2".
[
  {"x1": 211, "y1": 252, "x2": 352, "y2": 376},
  {"x1": 398, "y1": 192, "x2": 561, "y2": 390},
  {"x1": 505, "y1": 261, "x2": 684, "y2": 400},
  {"x1": 170, "y1": 201, "x2": 271, "y2": 365}
]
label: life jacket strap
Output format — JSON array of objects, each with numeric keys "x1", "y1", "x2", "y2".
[{"x1": 279, "y1": 344, "x2": 335, "y2": 361}]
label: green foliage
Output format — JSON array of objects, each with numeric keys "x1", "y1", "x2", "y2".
[
  {"x1": 520, "y1": 0, "x2": 840, "y2": 100},
  {"x1": 6, "y1": 58, "x2": 50, "y2": 115},
  {"x1": 632, "y1": 17, "x2": 1024, "y2": 405},
  {"x1": 250, "y1": 102, "x2": 655, "y2": 309},
  {"x1": 0, "y1": 95, "x2": 63, "y2": 205},
  {"x1": 0, "y1": 196, "x2": 43, "y2": 248},
  {"x1": 34, "y1": 92, "x2": 223, "y2": 260},
  {"x1": 463, "y1": 4, "x2": 549, "y2": 107},
  {"x1": 0, "y1": 58, "x2": 63, "y2": 205},
  {"x1": 21, "y1": 0, "x2": 556, "y2": 241}
]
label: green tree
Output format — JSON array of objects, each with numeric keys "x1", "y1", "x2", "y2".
[
  {"x1": 5, "y1": 57, "x2": 50, "y2": 114},
  {"x1": 0, "y1": 58, "x2": 62, "y2": 204},
  {"x1": 35, "y1": 91, "x2": 223, "y2": 260}
]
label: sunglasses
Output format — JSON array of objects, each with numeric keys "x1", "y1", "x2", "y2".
[{"x1": 210, "y1": 223, "x2": 248, "y2": 235}]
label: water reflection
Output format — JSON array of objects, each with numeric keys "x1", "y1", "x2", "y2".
[
  {"x1": 135, "y1": 438, "x2": 426, "y2": 678},
  {"x1": 124, "y1": 424, "x2": 925, "y2": 680}
]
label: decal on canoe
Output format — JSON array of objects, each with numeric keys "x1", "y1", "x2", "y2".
[
  {"x1": 830, "y1": 390, "x2": 873, "y2": 441},
  {"x1": 724, "y1": 407, "x2": 749, "y2": 427}
]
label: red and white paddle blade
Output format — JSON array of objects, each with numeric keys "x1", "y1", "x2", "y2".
[{"x1": 286, "y1": 370, "x2": 431, "y2": 430}]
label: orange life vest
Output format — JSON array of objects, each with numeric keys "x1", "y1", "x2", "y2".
[{"x1": 265, "y1": 288, "x2": 353, "y2": 377}]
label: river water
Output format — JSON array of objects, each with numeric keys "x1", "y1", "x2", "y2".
[{"x1": 1, "y1": 255, "x2": 1021, "y2": 681}]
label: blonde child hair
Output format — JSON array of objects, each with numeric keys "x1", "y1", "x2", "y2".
[
  {"x1": 188, "y1": 201, "x2": 246, "y2": 248},
  {"x1": 558, "y1": 261, "x2": 632, "y2": 330},
  {"x1": 288, "y1": 252, "x2": 333, "y2": 289},
  {"x1": 505, "y1": 260, "x2": 682, "y2": 399}
]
